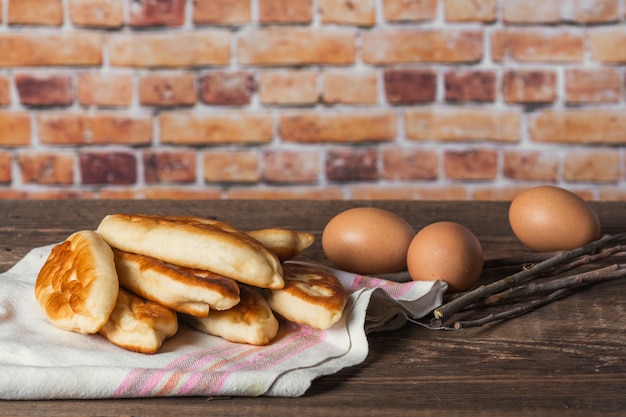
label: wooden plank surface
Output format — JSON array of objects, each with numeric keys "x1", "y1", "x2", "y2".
[{"x1": 1, "y1": 199, "x2": 626, "y2": 417}]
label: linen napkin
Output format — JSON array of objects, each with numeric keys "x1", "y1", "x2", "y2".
[{"x1": 0, "y1": 245, "x2": 447, "y2": 400}]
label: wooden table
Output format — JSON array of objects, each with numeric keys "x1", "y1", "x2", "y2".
[{"x1": 1, "y1": 199, "x2": 625, "y2": 417}]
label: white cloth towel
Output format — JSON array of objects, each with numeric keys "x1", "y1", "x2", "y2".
[{"x1": 0, "y1": 245, "x2": 447, "y2": 399}]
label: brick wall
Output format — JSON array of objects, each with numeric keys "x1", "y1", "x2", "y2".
[{"x1": 0, "y1": 0, "x2": 625, "y2": 201}]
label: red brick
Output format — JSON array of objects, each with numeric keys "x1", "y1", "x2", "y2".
[
  {"x1": 0, "y1": 32, "x2": 102, "y2": 67},
  {"x1": 384, "y1": 69, "x2": 436, "y2": 104},
  {"x1": 382, "y1": 148, "x2": 438, "y2": 180},
  {"x1": 69, "y1": 0, "x2": 124, "y2": 27},
  {"x1": 492, "y1": 29, "x2": 584, "y2": 62},
  {"x1": 139, "y1": 73, "x2": 196, "y2": 107},
  {"x1": 502, "y1": 0, "x2": 560, "y2": 23},
  {"x1": 444, "y1": 0, "x2": 497, "y2": 22},
  {"x1": 362, "y1": 29, "x2": 483, "y2": 64},
  {"x1": 260, "y1": 71, "x2": 318, "y2": 105},
  {"x1": 444, "y1": 70, "x2": 496, "y2": 102},
  {"x1": 25, "y1": 190, "x2": 96, "y2": 200},
  {"x1": 323, "y1": 70, "x2": 377, "y2": 105},
  {"x1": 263, "y1": 150, "x2": 320, "y2": 183},
  {"x1": 279, "y1": 111, "x2": 397, "y2": 143},
  {"x1": 258, "y1": 0, "x2": 312, "y2": 23},
  {"x1": 203, "y1": 150, "x2": 260, "y2": 183},
  {"x1": 38, "y1": 113, "x2": 153, "y2": 145},
  {"x1": 160, "y1": 112, "x2": 273, "y2": 144},
  {"x1": 563, "y1": 150, "x2": 621, "y2": 182},
  {"x1": 350, "y1": 184, "x2": 468, "y2": 200},
  {"x1": 108, "y1": 31, "x2": 230, "y2": 68},
  {"x1": 562, "y1": 0, "x2": 621, "y2": 23},
  {"x1": 140, "y1": 187, "x2": 222, "y2": 200},
  {"x1": 129, "y1": 0, "x2": 186, "y2": 27},
  {"x1": 0, "y1": 152, "x2": 12, "y2": 183},
  {"x1": 503, "y1": 150, "x2": 558, "y2": 181},
  {"x1": 193, "y1": 0, "x2": 251, "y2": 25},
  {"x1": 503, "y1": 70, "x2": 557, "y2": 103},
  {"x1": 0, "y1": 77, "x2": 11, "y2": 106},
  {"x1": 17, "y1": 152, "x2": 74, "y2": 185},
  {"x1": 227, "y1": 186, "x2": 344, "y2": 200},
  {"x1": 0, "y1": 190, "x2": 29, "y2": 199},
  {"x1": 405, "y1": 108, "x2": 521, "y2": 142},
  {"x1": 88, "y1": 114, "x2": 153, "y2": 145},
  {"x1": 238, "y1": 28, "x2": 355, "y2": 66},
  {"x1": 565, "y1": 68, "x2": 622, "y2": 104},
  {"x1": 444, "y1": 149, "x2": 498, "y2": 180},
  {"x1": 599, "y1": 186, "x2": 626, "y2": 202},
  {"x1": 15, "y1": 73, "x2": 74, "y2": 107},
  {"x1": 326, "y1": 148, "x2": 378, "y2": 182},
  {"x1": 8, "y1": 0, "x2": 63, "y2": 26},
  {"x1": 80, "y1": 152, "x2": 137, "y2": 185},
  {"x1": 472, "y1": 185, "x2": 531, "y2": 201},
  {"x1": 319, "y1": 0, "x2": 375, "y2": 26},
  {"x1": 383, "y1": 0, "x2": 437, "y2": 22},
  {"x1": 589, "y1": 27, "x2": 626, "y2": 64},
  {"x1": 78, "y1": 72, "x2": 133, "y2": 107},
  {"x1": 199, "y1": 71, "x2": 255, "y2": 105},
  {"x1": 94, "y1": 188, "x2": 137, "y2": 199},
  {"x1": 529, "y1": 110, "x2": 626, "y2": 144},
  {"x1": 143, "y1": 150, "x2": 196, "y2": 183},
  {"x1": 0, "y1": 112, "x2": 31, "y2": 146}
]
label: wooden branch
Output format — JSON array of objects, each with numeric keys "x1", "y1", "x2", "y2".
[
  {"x1": 453, "y1": 264, "x2": 626, "y2": 329},
  {"x1": 432, "y1": 233, "x2": 626, "y2": 322},
  {"x1": 477, "y1": 264, "x2": 625, "y2": 308},
  {"x1": 444, "y1": 245, "x2": 626, "y2": 305},
  {"x1": 550, "y1": 245, "x2": 626, "y2": 275},
  {"x1": 453, "y1": 287, "x2": 573, "y2": 330}
]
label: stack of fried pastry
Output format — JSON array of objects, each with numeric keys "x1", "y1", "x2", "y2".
[{"x1": 34, "y1": 214, "x2": 347, "y2": 354}]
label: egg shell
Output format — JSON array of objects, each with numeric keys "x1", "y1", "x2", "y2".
[
  {"x1": 508, "y1": 186, "x2": 601, "y2": 252},
  {"x1": 322, "y1": 207, "x2": 415, "y2": 275},
  {"x1": 407, "y1": 221, "x2": 483, "y2": 293}
]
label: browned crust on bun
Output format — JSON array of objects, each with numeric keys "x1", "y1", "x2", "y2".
[
  {"x1": 99, "y1": 288, "x2": 178, "y2": 354},
  {"x1": 266, "y1": 264, "x2": 347, "y2": 330},
  {"x1": 182, "y1": 285, "x2": 279, "y2": 346},
  {"x1": 246, "y1": 228, "x2": 315, "y2": 262},
  {"x1": 97, "y1": 214, "x2": 284, "y2": 289},
  {"x1": 34, "y1": 230, "x2": 119, "y2": 334},
  {"x1": 113, "y1": 249, "x2": 240, "y2": 317}
]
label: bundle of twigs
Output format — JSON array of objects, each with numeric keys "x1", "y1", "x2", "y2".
[{"x1": 429, "y1": 232, "x2": 626, "y2": 330}]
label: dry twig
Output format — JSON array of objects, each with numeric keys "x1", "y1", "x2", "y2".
[
  {"x1": 452, "y1": 264, "x2": 626, "y2": 329},
  {"x1": 452, "y1": 288, "x2": 573, "y2": 330},
  {"x1": 432, "y1": 232, "x2": 626, "y2": 325}
]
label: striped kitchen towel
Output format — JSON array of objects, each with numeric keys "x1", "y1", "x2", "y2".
[{"x1": 0, "y1": 245, "x2": 446, "y2": 399}]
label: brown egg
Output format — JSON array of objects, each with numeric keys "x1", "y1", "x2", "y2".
[
  {"x1": 322, "y1": 207, "x2": 415, "y2": 275},
  {"x1": 407, "y1": 221, "x2": 483, "y2": 293},
  {"x1": 508, "y1": 185, "x2": 601, "y2": 252}
]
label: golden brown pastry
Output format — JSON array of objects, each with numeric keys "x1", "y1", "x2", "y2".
[
  {"x1": 97, "y1": 214, "x2": 284, "y2": 289},
  {"x1": 182, "y1": 285, "x2": 279, "y2": 346},
  {"x1": 113, "y1": 249, "x2": 240, "y2": 317},
  {"x1": 34, "y1": 230, "x2": 119, "y2": 334},
  {"x1": 265, "y1": 264, "x2": 347, "y2": 330},
  {"x1": 99, "y1": 288, "x2": 178, "y2": 354},
  {"x1": 246, "y1": 228, "x2": 315, "y2": 262}
]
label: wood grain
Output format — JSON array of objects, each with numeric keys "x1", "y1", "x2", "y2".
[{"x1": 1, "y1": 200, "x2": 625, "y2": 417}]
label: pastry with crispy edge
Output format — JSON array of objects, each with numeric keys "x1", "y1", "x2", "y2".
[
  {"x1": 99, "y1": 288, "x2": 178, "y2": 354},
  {"x1": 265, "y1": 264, "x2": 347, "y2": 330},
  {"x1": 113, "y1": 249, "x2": 240, "y2": 317},
  {"x1": 246, "y1": 228, "x2": 315, "y2": 262},
  {"x1": 97, "y1": 214, "x2": 284, "y2": 290},
  {"x1": 34, "y1": 230, "x2": 119, "y2": 334},
  {"x1": 182, "y1": 285, "x2": 279, "y2": 346}
]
